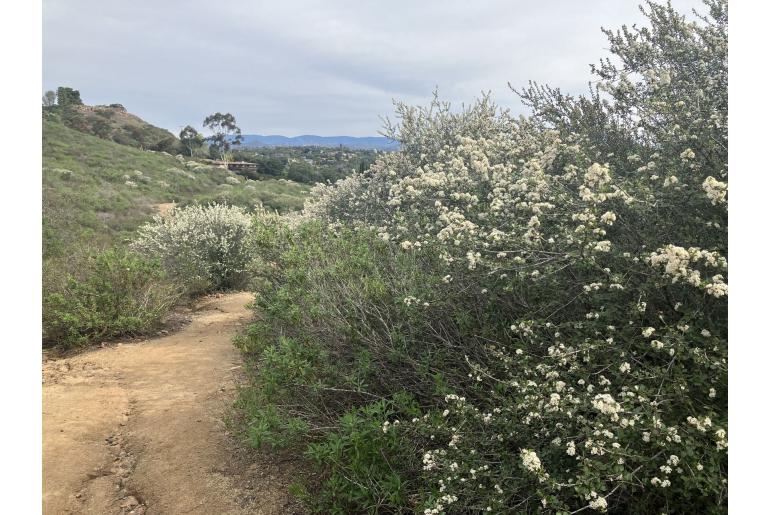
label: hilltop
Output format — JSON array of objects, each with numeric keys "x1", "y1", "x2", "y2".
[{"x1": 45, "y1": 101, "x2": 182, "y2": 153}]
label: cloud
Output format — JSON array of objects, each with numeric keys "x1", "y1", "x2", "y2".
[{"x1": 43, "y1": 0, "x2": 706, "y2": 136}]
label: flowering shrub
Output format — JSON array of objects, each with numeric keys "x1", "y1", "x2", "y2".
[
  {"x1": 132, "y1": 204, "x2": 254, "y2": 294},
  {"x1": 240, "y1": 1, "x2": 727, "y2": 513}
]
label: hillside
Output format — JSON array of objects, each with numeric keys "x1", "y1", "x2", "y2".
[
  {"x1": 238, "y1": 133, "x2": 399, "y2": 150},
  {"x1": 43, "y1": 119, "x2": 309, "y2": 259},
  {"x1": 45, "y1": 102, "x2": 180, "y2": 152}
]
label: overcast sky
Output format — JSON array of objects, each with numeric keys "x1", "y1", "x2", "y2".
[{"x1": 43, "y1": 0, "x2": 705, "y2": 137}]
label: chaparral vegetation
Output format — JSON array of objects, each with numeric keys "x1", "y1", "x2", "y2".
[
  {"x1": 41, "y1": 0, "x2": 728, "y2": 512},
  {"x1": 234, "y1": 1, "x2": 728, "y2": 513}
]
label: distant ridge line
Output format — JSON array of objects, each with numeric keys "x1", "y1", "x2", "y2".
[{"x1": 237, "y1": 134, "x2": 399, "y2": 150}]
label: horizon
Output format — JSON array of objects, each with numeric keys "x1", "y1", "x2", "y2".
[{"x1": 44, "y1": 0, "x2": 704, "y2": 137}]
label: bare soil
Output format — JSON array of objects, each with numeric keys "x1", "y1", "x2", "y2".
[
  {"x1": 153, "y1": 202, "x2": 175, "y2": 217},
  {"x1": 42, "y1": 292, "x2": 304, "y2": 515}
]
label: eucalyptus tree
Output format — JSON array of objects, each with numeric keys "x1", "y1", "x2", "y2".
[{"x1": 202, "y1": 112, "x2": 243, "y2": 162}]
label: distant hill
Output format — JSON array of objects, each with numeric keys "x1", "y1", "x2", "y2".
[
  {"x1": 44, "y1": 103, "x2": 180, "y2": 153},
  {"x1": 238, "y1": 134, "x2": 399, "y2": 150}
]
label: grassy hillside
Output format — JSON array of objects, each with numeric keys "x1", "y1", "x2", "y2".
[
  {"x1": 46, "y1": 103, "x2": 180, "y2": 152},
  {"x1": 43, "y1": 119, "x2": 309, "y2": 259}
]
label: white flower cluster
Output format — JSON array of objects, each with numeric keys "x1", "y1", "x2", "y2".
[
  {"x1": 649, "y1": 245, "x2": 728, "y2": 296},
  {"x1": 520, "y1": 448, "x2": 542, "y2": 473},
  {"x1": 702, "y1": 176, "x2": 727, "y2": 205},
  {"x1": 587, "y1": 492, "x2": 608, "y2": 512},
  {"x1": 592, "y1": 394, "x2": 623, "y2": 418}
]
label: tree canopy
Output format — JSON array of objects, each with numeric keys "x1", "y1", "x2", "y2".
[
  {"x1": 179, "y1": 125, "x2": 205, "y2": 157},
  {"x1": 203, "y1": 112, "x2": 242, "y2": 161},
  {"x1": 42, "y1": 90, "x2": 56, "y2": 107},
  {"x1": 56, "y1": 87, "x2": 83, "y2": 107}
]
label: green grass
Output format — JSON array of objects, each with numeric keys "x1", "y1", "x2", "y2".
[{"x1": 43, "y1": 119, "x2": 310, "y2": 259}]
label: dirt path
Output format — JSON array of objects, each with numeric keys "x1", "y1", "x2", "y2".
[
  {"x1": 43, "y1": 292, "x2": 300, "y2": 515},
  {"x1": 153, "y1": 202, "x2": 175, "y2": 217}
]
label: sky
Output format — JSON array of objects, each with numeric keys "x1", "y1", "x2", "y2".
[{"x1": 43, "y1": 0, "x2": 705, "y2": 137}]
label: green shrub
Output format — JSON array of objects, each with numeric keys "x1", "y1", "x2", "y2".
[
  {"x1": 239, "y1": 224, "x2": 482, "y2": 512},
  {"x1": 42, "y1": 248, "x2": 178, "y2": 348},
  {"x1": 305, "y1": 399, "x2": 422, "y2": 514}
]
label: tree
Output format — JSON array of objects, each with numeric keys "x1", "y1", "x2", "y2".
[
  {"x1": 56, "y1": 87, "x2": 83, "y2": 107},
  {"x1": 42, "y1": 90, "x2": 56, "y2": 107},
  {"x1": 285, "y1": 160, "x2": 321, "y2": 183},
  {"x1": 150, "y1": 136, "x2": 179, "y2": 154},
  {"x1": 202, "y1": 112, "x2": 242, "y2": 162},
  {"x1": 256, "y1": 156, "x2": 287, "y2": 177},
  {"x1": 179, "y1": 125, "x2": 205, "y2": 157}
]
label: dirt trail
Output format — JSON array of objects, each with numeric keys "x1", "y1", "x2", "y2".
[
  {"x1": 43, "y1": 292, "x2": 300, "y2": 515},
  {"x1": 153, "y1": 202, "x2": 175, "y2": 217}
]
